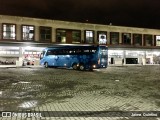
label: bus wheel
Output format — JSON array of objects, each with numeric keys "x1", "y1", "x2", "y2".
[
  {"x1": 72, "y1": 63, "x2": 77, "y2": 70},
  {"x1": 44, "y1": 62, "x2": 49, "y2": 68},
  {"x1": 79, "y1": 64, "x2": 85, "y2": 71}
]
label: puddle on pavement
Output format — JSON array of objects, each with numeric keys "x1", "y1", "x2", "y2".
[
  {"x1": 18, "y1": 81, "x2": 31, "y2": 84},
  {"x1": 0, "y1": 74, "x2": 78, "y2": 111},
  {"x1": 18, "y1": 100, "x2": 38, "y2": 109},
  {"x1": 0, "y1": 79, "x2": 41, "y2": 111}
]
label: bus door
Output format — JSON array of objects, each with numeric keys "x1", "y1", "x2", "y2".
[{"x1": 99, "y1": 46, "x2": 108, "y2": 68}]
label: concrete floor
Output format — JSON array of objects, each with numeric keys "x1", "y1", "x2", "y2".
[{"x1": 0, "y1": 66, "x2": 160, "y2": 120}]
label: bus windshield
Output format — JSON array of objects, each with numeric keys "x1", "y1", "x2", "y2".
[{"x1": 40, "y1": 50, "x2": 45, "y2": 59}]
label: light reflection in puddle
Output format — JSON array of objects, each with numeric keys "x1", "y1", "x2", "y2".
[
  {"x1": 0, "y1": 91, "x2": 2, "y2": 97},
  {"x1": 18, "y1": 100, "x2": 38, "y2": 109},
  {"x1": 18, "y1": 81, "x2": 31, "y2": 84},
  {"x1": 12, "y1": 83, "x2": 18, "y2": 85}
]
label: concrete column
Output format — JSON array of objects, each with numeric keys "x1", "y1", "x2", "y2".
[
  {"x1": 19, "y1": 47, "x2": 23, "y2": 59},
  {"x1": 16, "y1": 24, "x2": 21, "y2": 40},
  {"x1": 142, "y1": 34, "x2": 144, "y2": 46},
  {"x1": 123, "y1": 50, "x2": 126, "y2": 65},
  {"x1": 81, "y1": 30, "x2": 84, "y2": 43},
  {"x1": 0, "y1": 23, "x2": 1, "y2": 39},
  {"x1": 119, "y1": 32, "x2": 122, "y2": 44},
  {"x1": 107, "y1": 32, "x2": 110, "y2": 44},
  {"x1": 131, "y1": 33, "x2": 133, "y2": 45},
  {"x1": 17, "y1": 47, "x2": 24, "y2": 66},
  {"x1": 152, "y1": 35, "x2": 154, "y2": 46},
  {"x1": 34, "y1": 26, "x2": 39, "y2": 42},
  {"x1": 52, "y1": 28, "x2": 56, "y2": 43},
  {"x1": 94, "y1": 30, "x2": 97, "y2": 44},
  {"x1": 143, "y1": 51, "x2": 146, "y2": 65}
]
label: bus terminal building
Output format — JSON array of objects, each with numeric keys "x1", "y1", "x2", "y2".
[{"x1": 0, "y1": 15, "x2": 160, "y2": 66}]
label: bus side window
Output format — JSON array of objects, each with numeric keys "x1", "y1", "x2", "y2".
[
  {"x1": 77, "y1": 49, "x2": 82, "y2": 54},
  {"x1": 46, "y1": 50, "x2": 56, "y2": 55},
  {"x1": 46, "y1": 51, "x2": 51, "y2": 56},
  {"x1": 69, "y1": 50, "x2": 74, "y2": 54},
  {"x1": 62, "y1": 49, "x2": 67, "y2": 55},
  {"x1": 52, "y1": 50, "x2": 56, "y2": 55},
  {"x1": 65, "y1": 50, "x2": 69, "y2": 54}
]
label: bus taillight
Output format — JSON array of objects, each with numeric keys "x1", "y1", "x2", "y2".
[{"x1": 98, "y1": 59, "x2": 100, "y2": 65}]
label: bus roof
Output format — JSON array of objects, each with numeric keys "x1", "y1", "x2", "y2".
[
  {"x1": 48, "y1": 44, "x2": 106, "y2": 47},
  {"x1": 57, "y1": 43, "x2": 96, "y2": 45},
  {"x1": 42, "y1": 44, "x2": 107, "y2": 51},
  {"x1": 46, "y1": 44, "x2": 94, "y2": 49}
]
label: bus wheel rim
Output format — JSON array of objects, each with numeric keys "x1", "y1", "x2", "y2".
[
  {"x1": 80, "y1": 65, "x2": 84, "y2": 70},
  {"x1": 45, "y1": 63, "x2": 48, "y2": 68}
]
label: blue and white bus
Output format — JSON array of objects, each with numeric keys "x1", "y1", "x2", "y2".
[{"x1": 40, "y1": 44, "x2": 108, "y2": 70}]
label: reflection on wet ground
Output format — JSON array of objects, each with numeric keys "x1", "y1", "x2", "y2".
[
  {"x1": 0, "y1": 66, "x2": 160, "y2": 120},
  {"x1": 0, "y1": 68, "x2": 80, "y2": 111},
  {"x1": 18, "y1": 100, "x2": 38, "y2": 109}
]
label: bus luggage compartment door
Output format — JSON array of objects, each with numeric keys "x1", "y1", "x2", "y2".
[{"x1": 56, "y1": 55, "x2": 70, "y2": 67}]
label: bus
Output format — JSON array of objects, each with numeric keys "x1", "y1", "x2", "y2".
[{"x1": 40, "y1": 44, "x2": 108, "y2": 70}]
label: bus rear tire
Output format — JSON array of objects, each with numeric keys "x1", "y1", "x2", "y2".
[
  {"x1": 79, "y1": 64, "x2": 85, "y2": 71},
  {"x1": 44, "y1": 62, "x2": 49, "y2": 68},
  {"x1": 72, "y1": 63, "x2": 77, "y2": 70}
]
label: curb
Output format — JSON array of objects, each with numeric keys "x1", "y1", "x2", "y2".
[{"x1": 0, "y1": 65, "x2": 42, "y2": 69}]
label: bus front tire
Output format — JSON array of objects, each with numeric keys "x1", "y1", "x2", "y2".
[{"x1": 44, "y1": 62, "x2": 49, "y2": 68}]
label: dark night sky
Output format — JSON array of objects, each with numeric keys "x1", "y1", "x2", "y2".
[{"x1": 0, "y1": 0, "x2": 160, "y2": 29}]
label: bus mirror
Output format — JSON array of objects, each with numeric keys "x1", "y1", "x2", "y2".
[{"x1": 40, "y1": 53, "x2": 43, "y2": 59}]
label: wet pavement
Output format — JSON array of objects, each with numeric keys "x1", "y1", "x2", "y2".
[{"x1": 0, "y1": 66, "x2": 160, "y2": 120}]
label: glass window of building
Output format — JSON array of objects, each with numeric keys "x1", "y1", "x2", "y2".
[
  {"x1": 133, "y1": 34, "x2": 142, "y2": 46},
  {"x1": 144, "y1": 34, "x2": 153, "y2": 46},
  {"x1": 56, "y1": 29, "x2": 66, "y2": 43},
  {"x1": 56, "y1": 29, "x2": 81, "y2": 43},
  {"x1": 40, "y1": 26, "x2": 52, "y2": 42},
  {"x1": 22, "y1": 25, "x2": 35, "y2": 40},
  {"x1": 122, "y1": 33, "x2": 131, "y2": 45},
  {"x1": 2, "y1": 23, "x2": 16, "y2": 40},
  {"x1": 155, "y1": 35, "x2": 160, "y2": 46},
  {"x1": 110, "y1": 32, "x2": 119, "y2": 44},
  {"x1": 97, "y1": 31, "x2": 107, "y2": 45},
  {"x1": 85, "y1": 30, "x2": 94, "y2": 43},
  {"x1": 72, "y1": 31, "x2": 81, "y2": 43}
]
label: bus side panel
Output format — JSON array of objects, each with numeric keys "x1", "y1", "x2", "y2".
[
  {"x1": 48, "y1": 56, "x2": 56, "y2": 66},
  {"x1": 57, "y1": 55, "x2": 71, "y2": 67},
  {"x1": 78, "y1": 54, "x2": 97, "y2": 69},
  {"x1": 70, "y1": 55, "x2": 79, "y2": 67},
  {"x1": 54, "y1": 54, "x2": 80, "y2": 68},
  {"x1": 42, "y1": 55, "x2": 59, "y2": 67}
]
